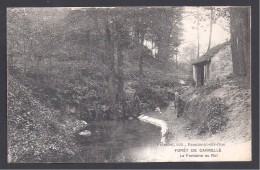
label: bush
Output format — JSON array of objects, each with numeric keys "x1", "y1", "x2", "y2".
[
  {"x1": 198, "y1": 79, "x2": 221, "y2": 94},
  {"x1": 200, "y1": 98, "x2": 228, "y2": 134},
  {"x1": 122, "y1": 93, "x2": 141, "y2": 118},
  {"x1": 184, "y1": 97, "x2": 228, "y2": 134},
  {"x1": 136, "y1": 86, "x2": 173, "y2": 111}
]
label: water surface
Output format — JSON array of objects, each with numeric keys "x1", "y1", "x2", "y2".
[{"x1": 73, "y1": 119, "x2": 161, "y2": 162}]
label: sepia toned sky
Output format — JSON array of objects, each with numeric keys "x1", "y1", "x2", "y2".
[{"x1": 178, "y1": 7, "x2": 230, "y2": 62}]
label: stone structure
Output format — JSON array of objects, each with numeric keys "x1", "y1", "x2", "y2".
[{"x1": 192, "y1": 41, "x2": 231, "y2": 86}]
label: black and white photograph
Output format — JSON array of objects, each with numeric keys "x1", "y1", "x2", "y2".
[{"x1": 7, "y1": 6, "x2": 252, "y2": 163}]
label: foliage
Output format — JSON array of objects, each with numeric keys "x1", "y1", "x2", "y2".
[
  {"x1": 199, "y1": 98, "x2": 228, "y2": 134},
  {"x1": 136, "y1": 85, "x2": 175, "y2": 112},
  {"x1": 122, "y1": 93, "x2": 142, "y2": 118},
  {"x1": 7, "y1": 75, "x2": 86, "y2": 163},
  {"x1": 184, "y1": 96, "x2": 228, "y2": 135},
  {"x1": 199, "y1": 79, "x2": 222, "y2": 95}
]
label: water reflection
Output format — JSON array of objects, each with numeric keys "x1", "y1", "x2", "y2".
[{"x1": 75, "y1": 119, "x2": 161, "y2": 162}]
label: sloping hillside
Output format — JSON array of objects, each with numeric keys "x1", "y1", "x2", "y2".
[
  {"x1": 209, "y1": 75, "x2": 251, "y2": 141},
  {"x1": 140, "y1": 74, "x2": 251, "y2": 162},
  {"x1": 141, "y1": 45, "x2": 251, "y2": 161},
  {"x1": 7, "y1": 75, "x2": 87, "y2": 163}
]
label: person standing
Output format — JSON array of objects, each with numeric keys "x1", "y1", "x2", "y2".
[{"x1": 174, "y1": 92, "x2": 184, "y2": 118}]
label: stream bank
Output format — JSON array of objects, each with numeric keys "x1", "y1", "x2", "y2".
[
  {"x1": 136, "y1": 75, "x2": 252, "y2": 161},
  {"x1": 7, "y1": 75, "x2": 88, "y2": 163},
  {"x1": 138, "y1": 114, "x2": 168, "y2": 144}
]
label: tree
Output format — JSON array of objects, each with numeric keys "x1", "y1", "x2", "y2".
[
  {"x1": 207, "y1": 7, "x2": 230, "y2": 51},
  {"x1": 229, "y1": 7, "x2": 250, "y2": 81},
  {"x1": 135, "y1": 15, "x2": 147, "y2": 90},
  {"x1": 128, "y1": 9, "x2": 153, "y2": 89},
  {"x1": 196, "y1": 8, "x2": 200, "y2": 59},
  {"x1": 103, "y1": 11, "x2": 117, "y2": 107},
  {"x1": 114, "y1": 17, "x2": 131, "y2": 103},
  {"x1": 207, "y1": 7, "x2": 214, "y2": 51},
  {"x1": 180, "y1": 43, "x2": 197, "y2": 64},
  {"x1": 190, "y1": 7, "x2": 229, "y2": 56},
  {"x1": 100, "y1": 9, "x2": 134, "y2": 117},
  {"x1": 7, "y1": 7, "x2": 184, "y2": 120},
  {"x1": 151, "y1": 8, "x2": 182, "y2": 72}
]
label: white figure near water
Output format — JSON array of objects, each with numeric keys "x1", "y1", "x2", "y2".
[{"x1": 138, "y1": 114, "x2": 168, "y2": 144}]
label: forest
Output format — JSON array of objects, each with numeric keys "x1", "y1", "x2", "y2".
[{"x1": 7, "y1": 7, "x2": 251, "y2": 163}]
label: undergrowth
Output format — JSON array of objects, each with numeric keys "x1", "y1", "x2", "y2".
[
  {"x1": 7, "y1": 75, "x2": 86, "y2": 163},
  {"x1": 184, "y1": 96, "x2": 228, "y2": 135}
]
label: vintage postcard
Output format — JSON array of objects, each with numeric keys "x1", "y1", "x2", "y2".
[{"x1": 7, "y1": 6, "x2": 252, "y2": 163}]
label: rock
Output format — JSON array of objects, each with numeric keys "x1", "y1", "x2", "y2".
[
  {"x1": 155, "y1": 107, "x2": 160, "y2": 112},
  {"x1": 179, "y1": 80, "x2": 186, "y2": 85},
  {"x1": 128, "y1": 117, "x2": 133, "y2": 120},
  {"x1": 79, "y1": 130, "x2": 92, "y2": 137},
  {"x1": 80, "y1": 120, "x2": 87, "y2": 126},
  {"x1": 155, "y1": 107, "x2": 162, "y2": 114}
]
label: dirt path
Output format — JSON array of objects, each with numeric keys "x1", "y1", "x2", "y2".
[
  {"x1": 143, "y1": 102, "x2": 206, "y2": 143},
  {"x1": 141, "y1": 99, "x2": 251, "y2": 162},
  {"x1": 139, "y1": 76, "x2": 252, "y2": 162},
  {"x1": 144, "y1": 78, "x2": 251, "y2": 143}
]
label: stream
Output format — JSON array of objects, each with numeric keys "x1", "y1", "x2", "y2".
[{"x1": 70, "y1": 119, "x2": 161, "y2": 163}]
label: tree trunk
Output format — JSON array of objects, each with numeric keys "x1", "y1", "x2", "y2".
[
  {"x1": 230, "y1": 9, "x2": 239, "y2": 74},
  {"x1": 197, "y1": 9, "x2": 200, "y2": 59},
  {"x1": 230, "y1": 7, "x2": 250, "y2": 79},
  {"x1": 104, "y1": 15, "x2": 117, "y2": 106},
  {"x1": 243, "y1": 8, "x2": 251, "y2": 87},
  {"x1": 117, "y1": 45, "x2": 124, "y2": 102},
  {"x1": 114, "y1": 23, "x2": 124, "y2": 103},
  {"x1": 138, "y1": 32, "x2": 145, "y2": 90},
  {"x1": 163, "y1": 11, "x2": 170, "y2": 73},
  {"x1": 207, "y1": 7, "x2": 213, "y2": 51}
]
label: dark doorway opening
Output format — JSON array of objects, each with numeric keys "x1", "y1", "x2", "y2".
[
  {"x1": 200, "y1": 66, "x2": 204, "y2": 86},
  {"x1": 195, "y1": 65, "x2": 205, "y2": 87}
]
